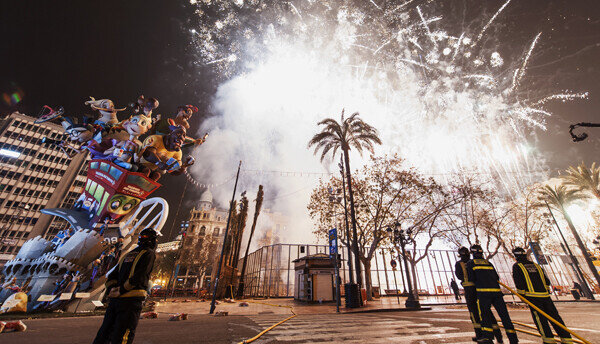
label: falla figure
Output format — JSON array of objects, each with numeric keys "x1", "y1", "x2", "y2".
[
  {"x1": 102, "y1": 113, "x2": 153, "y2": 171},
  {"x1": 140, "y1": 125, "x2": 195, "y2": 180},
  {"x1": 84, "y1": 97, "x2": 126, "y2": 130},
  {"x1": 151, "y1": 104, "x2": 208, "y2": 148}
]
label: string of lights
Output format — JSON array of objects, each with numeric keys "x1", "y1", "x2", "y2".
[
  {"x1": 183, "y1": 170, "x2": 236, "y2": 189},
  {"x1": 184, "y1": 167, "x2": 556, "y2": 191}
]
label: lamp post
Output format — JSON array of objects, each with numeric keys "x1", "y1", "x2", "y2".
[
  {"x1": 327, "y1": 187, "x2": 344, "y2": 313},
  {"x1": 387, "y1": 224, "x2": 420, "y2": 309}
]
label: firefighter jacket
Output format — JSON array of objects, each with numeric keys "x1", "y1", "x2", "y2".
[
  {"x1": 466, "y1": 257, "x2": 501, "y2": 293},
  {"x1": 455, "y1": 260, "x2": 475, "y2": 287},
  {"x1": 105, "y1": 246, "x2": 156, "y2": 298},
  {"x1": 512, "y1": 259, "x2": 551, "y2": 298}
]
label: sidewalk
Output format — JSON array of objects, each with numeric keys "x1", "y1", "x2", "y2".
[{"x1": 154, "y1": 294, "x2": 599, "y2": 316}]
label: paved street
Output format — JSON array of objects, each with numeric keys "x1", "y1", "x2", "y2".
[{"x1": 1, "y1": 303, "x2": 598, "y2": 343}]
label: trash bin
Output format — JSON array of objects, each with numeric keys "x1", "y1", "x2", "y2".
[
  {"x1": 372, "y1": 286, "x2": 380, "y2": 298},
  {"x1": 571, "y1": 288, "x2": 581, "y2": 300},
  {"x1": 345, "y1": 283, "x2": 360, "y2": 308},
  {"x1": 361, "y1": 288, "x2": 367, "y2": 305}
]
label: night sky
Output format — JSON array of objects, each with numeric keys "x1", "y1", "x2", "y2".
[{"x1": 1, "y1": 1, "x2": 599, "y2": 241}]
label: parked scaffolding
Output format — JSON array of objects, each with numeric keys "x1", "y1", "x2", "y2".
[{"x1": 239, "y1": 243, "x2": 594, "y2": 298}]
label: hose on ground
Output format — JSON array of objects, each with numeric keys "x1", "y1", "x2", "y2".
[
  {"x1": 237, "y1": 300, "x2": 296, "y2": 344},
  {"x1": 512, "y1": 321, "x2": 584, "y2": 344},
  {"x1": 498, "y1": 281, "x2": 591, "y2": 344}
]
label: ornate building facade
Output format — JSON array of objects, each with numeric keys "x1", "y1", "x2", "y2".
[{"x1": 174, "y1": 189, "x2": 227, "y2": 290}]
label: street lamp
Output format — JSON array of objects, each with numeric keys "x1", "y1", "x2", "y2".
[{"x1": 387, "y1": 224, "x2": 421, "y2": 309}]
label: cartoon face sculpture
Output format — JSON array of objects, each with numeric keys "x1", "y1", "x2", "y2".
[
  {"x1": 165, "y1": 126, "x2": 187, "y2": 151},
  {"x1": 122, "y1": 114, "x2": 152, "y2": 138},
  {"x1": 133, "y1": 95, "x2": 159, "y2": 117},
  {"x1": 85, "y1": 97, "x2": 125, "y2": 126},
  {"x1": 65, "y1": 126, "x2": 95, "y2": 143},
  {"x1": 106, "y1": 194, "x2": 140, "y2": 219},
  {"x1": 60, "y1": 117, "x2": 97, "y2": 144},
  {"x1": 173, "y1": 105, "x2": 198, "y2": 129}
]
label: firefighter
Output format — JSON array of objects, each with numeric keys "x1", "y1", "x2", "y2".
[
  {"x1": 455, "y1": 247, "x2": 503, "y2": 342},
  {"x1": 511, "y1": 247, "x2": 573, "y2": 344},
  {"x1": 467, "y1": 244, "x2": 518, "y2": 344},
  {"x1": 93, "y1": 228, "x2": 157, "y2": 344}
]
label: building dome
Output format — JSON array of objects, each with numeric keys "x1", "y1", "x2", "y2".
[{"x1": 198, "y1": 188, "x2": 213, "y2": 209}]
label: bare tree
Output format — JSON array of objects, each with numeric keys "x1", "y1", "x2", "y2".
[
  {"x1": 501, "y1": 184, "x2": 550, "y2": 254},
  {"x1": 309, "y1": 155, "x2": 456, "y2": 300},
  {"x1": 442, "y1": 175, "x2": 511, "y2": 258}
]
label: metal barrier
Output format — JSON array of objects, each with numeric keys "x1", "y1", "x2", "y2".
[{"x1": 239, "y1": 244, "x2": 594, "y2": 298}]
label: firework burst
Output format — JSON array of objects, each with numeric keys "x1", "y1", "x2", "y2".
[{"x1": 187, "y1": 0, "x2": 587, "y2": 195}]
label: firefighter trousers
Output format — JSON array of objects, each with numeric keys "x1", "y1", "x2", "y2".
[
  {"x1": 477, "y1": 292, "x2": 518, "y2": 344},
  {"x1": 93, "y1": 297, "x2": 143, "y2": 344},
  {"x1": 465, "y1": 287, "x2": 502, "y2": 340},
  {"x1": 525, "y1": 296, "x2": 573, "y2": 344}
]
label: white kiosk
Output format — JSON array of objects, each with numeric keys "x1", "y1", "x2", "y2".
[{"x1": 293, "y1": 253, "x2": 335, "y2": 303}]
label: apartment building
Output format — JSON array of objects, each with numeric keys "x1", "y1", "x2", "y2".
[{"x1": 0, "y1": 112, "x2": 87, "y2": 265}]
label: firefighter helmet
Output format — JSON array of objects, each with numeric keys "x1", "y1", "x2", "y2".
[
  {"x1": 512, "y1": 247, "x2": 527, "y2": 259},
  {"x1": 470, "y1": 244, "x2": 483, "y2": 255},
  {"x1": 138, "y1": 228, "x2": 158, "y2": 249},
  {"x1": 458, "y1": 246, "x2": 470, "y2": 258}
]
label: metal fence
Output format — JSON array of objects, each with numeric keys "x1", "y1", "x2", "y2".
[{"x1": 239, "y1": 243, "x2": 594, "y2": 298}]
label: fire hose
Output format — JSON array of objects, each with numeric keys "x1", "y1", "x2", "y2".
[
  {"x1": 498, "y1": 281, "x2": 592, "y2": 344},
  {"x1": 238, "y1": 301, "x2": 296, "y2": 344},
  {"x1": 511, "y1": 321, "x2": 584, "y2": 344}
]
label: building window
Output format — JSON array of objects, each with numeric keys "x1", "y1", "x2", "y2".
[
  {"x1": 213, "y1": 228, "x2": 220, "y2": 236},
  {"x1": 199, "y1": 226, "x2": 206, "y2": 236}
]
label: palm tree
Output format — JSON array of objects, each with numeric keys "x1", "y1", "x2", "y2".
[
  {"x1": 562, "y1": 162, "x2": 600, "y2": 199},
  {"x1": 237, "y1": 185, "x2": 264, "y2": 298},
  {"x1": 537, "y1": 184, "x2": 600, "y2": 292},
  {"x1": 308, "y1": 110, "x2": 381, "y2": 290}
]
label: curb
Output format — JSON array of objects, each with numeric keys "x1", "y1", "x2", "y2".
[{"x1": 345, "y1": 306, "x2": 432, "y2": 314}]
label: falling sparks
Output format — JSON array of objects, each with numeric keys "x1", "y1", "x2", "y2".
[
  {"x1": 187, "y1": 1, "x2": 587, "y2": 195},
  {"x1": 475, "y1": 0, "x2": 512, "y2": 45},
  {"x1": 511, "y1": 32, "x2": 543, "y2": 93}
]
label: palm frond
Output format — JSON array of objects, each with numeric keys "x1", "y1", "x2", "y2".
[{"x1": 309, "y1": 110, "x2": 381, "y2": 162}]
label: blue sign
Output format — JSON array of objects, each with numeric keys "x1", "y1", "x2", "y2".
[
  {"x1": 529, "y1": 241, "x2": 548, "y2": 265},
  {"x1": 329, "y1": 228, "x2": 338, "y2": 257}
]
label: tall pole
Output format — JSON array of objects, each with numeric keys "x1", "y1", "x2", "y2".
[
  {"x1": 343, "y1": 149, "x2": 363, "y2": 291},
  {"x1": 210, "y1": 161, "x2": 242, "y2": 314},
  {"x1": 545, "y1": 202, "x2": 594, "y2": 300},
  {"x1": 398, "y1": 236, "x2": 420, "y2": 308},
  {"x1": 339, "y1": 157, "x2": 355, "y2": 285},
  {"x1": 562, "y1": 210, "x2": 600, "y2": 294},
  {"x1": 332, "y1": 229, "x2": 341, "y2": 313}
]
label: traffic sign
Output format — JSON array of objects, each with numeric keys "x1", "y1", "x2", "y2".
[
  {"x1": 529, "y1": 241, "x2": 548, "y2": 265},
  {"x1": 329, "y1": 228, "x2": 338, "y2": 257}
]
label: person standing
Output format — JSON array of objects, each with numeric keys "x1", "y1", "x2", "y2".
[
  {"x1": 572, "y1": 282, "x2": 583, "y2": 300},
  {"x1": 467, "y1": 244, "x2": 518, "y2": 344},
  {"x1": 93, "y1": 228, "x2": 157, "y2": 344},
  {"x1": 511, "y1": 247, "x2": 573, "y2": 344},
  {"x1": 450, "y1": 279, "x2": 461, "y2": 301},
  {"x1": 455, "y1": 247, "x2": 503, "y2": 343}
]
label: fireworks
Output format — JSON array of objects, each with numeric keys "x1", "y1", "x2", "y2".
[{"x1": 187, "y1": 1, "x2": 587, "y2": 195}]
